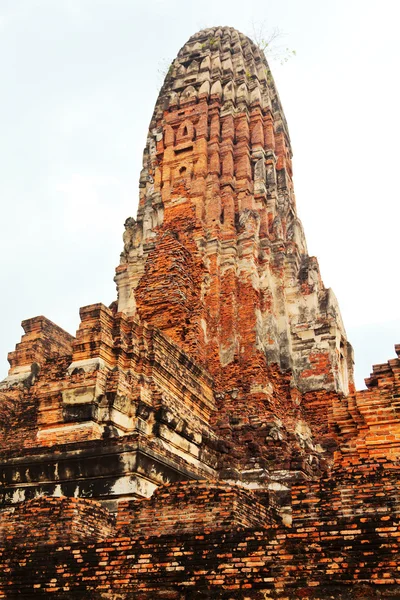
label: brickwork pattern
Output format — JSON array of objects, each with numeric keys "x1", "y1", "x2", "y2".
[
  {"x1": 1, "y1": 476, "x2": 400, "y2": 598},
  {"x1": 116, "y1": 481, "x2": 277, "y2": 536},
  {"x1": 0, "y1": 496, "x2": 115, "y2": 547},
  {"x1": 0, "y1": 25, "x2": 399, "y2": 600}
]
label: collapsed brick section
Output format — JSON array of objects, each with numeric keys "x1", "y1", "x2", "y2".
[{"x1": 135, "y1": 206, "x2": 206, "y2": 359}]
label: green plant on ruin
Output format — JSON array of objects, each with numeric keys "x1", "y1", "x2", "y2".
[
  {"x1": 250, "y1": 23, "x2": 296, "y2": 66},
  {"x1": 157, "y1": 58, "x2": 174, "y2": 90}
]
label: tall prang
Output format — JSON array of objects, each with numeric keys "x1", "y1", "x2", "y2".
[
  {"x1": 0, "y1": 27, "x2": 357, "y2": 512},
  {"x1": 2, "y1": 26, "x2": 400, "y2": 599},
  {"x1": 116, "y1": 27, "x2": 353, "y2": 396}
]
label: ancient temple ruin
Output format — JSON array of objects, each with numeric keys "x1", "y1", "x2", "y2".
[{"x1": 0, "y1": 27, "x2": 399, "y2": 599}]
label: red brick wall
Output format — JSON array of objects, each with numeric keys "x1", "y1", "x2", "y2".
[
  {"x1": 0, "y1": 523, "x2": 399, "y2": 598},
  {"x1": 116, "y1": 481, "x2": 276, "y2": 536},
  {"x1": 1, "y1": 476, "x2": 400, "y2": 598},
  {"x1": 0, "y1": 496, "x2": 115, "y2": 547}
]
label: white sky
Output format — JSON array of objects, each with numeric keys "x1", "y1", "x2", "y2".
[{"x1": 1, "y1": 0, "x2": 399, "y2": 389}]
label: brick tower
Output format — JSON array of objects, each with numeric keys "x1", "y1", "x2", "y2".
[
  {"x1": 1, "y1": 27, "x2": 400, "y2": 599},
  {"x1": 116, "y1": 27, "x2": 353, "y2": 397},
  {"x1": 0, "y1": 25, "x2": 362, "y2": 508}
]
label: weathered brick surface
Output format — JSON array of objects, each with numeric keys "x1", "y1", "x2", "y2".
[
  {"x1": 116, "y1": 27, "x2": 353, "y2": 398},
  {"x1": 116, "y1": 481, "x2": 277, "y2": 536},
  {"x1": 7, "y1": 316, "x2": 74, "y2": 372},
  {"x1": 0, "y1": 25, "x2": 399, "y2": 599},
  {"x1": 0, "y1": 386, "x2": 38, "y2": 452},
  {"x1": 1, "y1": 475, "x2": 400, "y2": 599},
  {"x1": 0, "y1": 496, "x2": 115, "y2": 547},
  {"x1": 330, "y1": 344, "x2": 400, "y2": 467},
  {"x1": 0, "y1": 27, "x2": 354, "y2": 493}
]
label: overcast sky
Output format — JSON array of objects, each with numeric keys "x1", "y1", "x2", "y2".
[{"x1": 1, "y1": 0, "x2": 399, "y2": 389}]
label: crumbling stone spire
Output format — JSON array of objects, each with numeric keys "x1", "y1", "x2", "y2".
[{"x1": 116, "y1": 26, "x2": 353, "y2": 395}]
